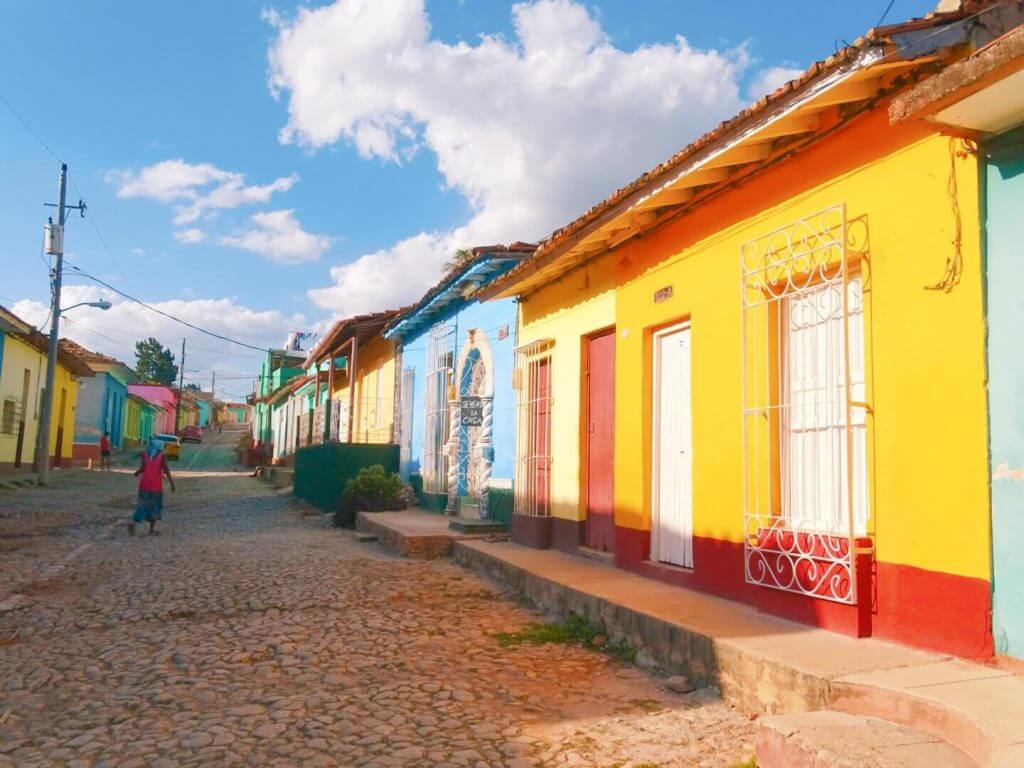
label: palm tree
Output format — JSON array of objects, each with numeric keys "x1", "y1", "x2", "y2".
[{"x1": 444, "y1": 248, "x2": 474, "y2": 272}]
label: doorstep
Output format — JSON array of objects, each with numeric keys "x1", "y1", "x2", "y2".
[
  {"x1": 356, "y1": 507, "x2": 502, "y2": 559},
  {"x1": 452, "y1": 538, "x2": 1024, "y2": 768}
]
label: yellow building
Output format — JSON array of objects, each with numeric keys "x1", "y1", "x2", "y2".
[
  {"x1": 0, "y1": 306, "x2": 94, "y2": 470},
  {"x1": 481, "y1": 11, "x2": 1007, "y2": 659},
  {"x1": 306, "y1": 310, "x2": 399, "y2": 445}
]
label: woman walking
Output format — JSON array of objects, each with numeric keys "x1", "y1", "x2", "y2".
[{"x1": 128, "y1": 438, "x2": 175, "y2": 536}]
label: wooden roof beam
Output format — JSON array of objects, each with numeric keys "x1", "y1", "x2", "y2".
[
  {"x1": 810, "y1": 78, "x2": 880, "y2": 107},
  {"x1": 637, "y1": 187, "x2": 695, "y2": 211},
  {"x1": 671, "y1": 166, "x2": 731, "y2": 189},
  {"x1": 754, "y1": 113, "x2": 820, "y2": 139},
  {"x1": 704, "y1": 142, "x2": 773, "y2": 169}
]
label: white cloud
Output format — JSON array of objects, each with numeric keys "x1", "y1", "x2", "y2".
[
  {"x1": 267, "y1": 0, "x2": 761, "y2": 316},
  {"x1": 220, "y1": 209, "x2": 330, "y2": 264},
  {"x1": 747, "y1": 65, "x2": 804, "y2": 102},
  {"x1": 106, "y1": 159, "x2": 298, "y2": 225},
  {"x1": 12, "y1": 285, "x2": 306, "y2": 394},
  {"x1": 174, "y1": 228, "x2": 207, "y2": 244}
]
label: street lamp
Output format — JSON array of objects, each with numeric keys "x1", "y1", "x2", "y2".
[
  {"x1": 62, "y1": 300, "x2": 113, "y2": 313},
  {"x1": 34, "y1": 296, "x2": 111, "y2": 484}
]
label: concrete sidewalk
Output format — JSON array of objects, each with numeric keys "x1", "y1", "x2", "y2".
[
  {"x1": 355, "y1": 508, "x2": 492, "y2": 558},
  {"x1": 452, "y1": 538, "x2": 1024, "y2": 768}
]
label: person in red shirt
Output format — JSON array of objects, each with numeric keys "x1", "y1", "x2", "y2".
[
  {"x1": 99, "y1": 432, "x2": 112, "y2": 471},
  {"x1": 127, "y1": 438, "x2": 175, "y2": 536}
]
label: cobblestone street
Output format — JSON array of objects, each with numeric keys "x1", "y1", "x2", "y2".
[{"x1": 0, "y1": 429, "x2": 755, "y2": 767}]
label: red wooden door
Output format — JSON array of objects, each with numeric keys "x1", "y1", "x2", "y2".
[
  {"x1": 534, "y1": 358, "x2": 552, "y2": 514},
  {"x1": 586, "y1": 330, "x2": 615, "y2": 551}
]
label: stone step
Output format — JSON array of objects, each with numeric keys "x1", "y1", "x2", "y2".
[
  {"x1": 354, "y1": 531, "x2": 379, "y2": 543},
  {"x1": 447, "y1": 516, "x2": 507, "y2": 535},
  {"x1": 756, "y1": 711, "x2": 976, "y2": 768}
]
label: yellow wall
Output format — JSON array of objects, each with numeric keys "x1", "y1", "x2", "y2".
[
  {"x1": 517, "y1": 251, "x2": 617, "y2": 521},
  {"x1": 518, "y1": 108, "x2": 990, "y2": 582},
  {"x1": 329, "y1": 335, "x2": 397, "y2": 444},
  {"x1": 0, "y1": 334, "x2": 80, "y2": 466},
  {"x1": 125, "y1": 398, "x2": 140, "y2": 442}
]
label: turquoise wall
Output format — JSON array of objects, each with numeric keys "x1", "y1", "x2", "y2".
[{"x1": 987, "y1": 138, "x2": 1024, "y2": 659}]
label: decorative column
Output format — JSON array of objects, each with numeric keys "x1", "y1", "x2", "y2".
[
  {"x1": 444, "y1": 396, "x2": 460, "y2": 514},
  {"x1": 475, "y1": 395, "x2": 494, "y2": 520}
]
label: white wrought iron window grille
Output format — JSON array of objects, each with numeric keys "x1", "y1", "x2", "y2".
[
  {"x1": 424, "y1": 324, "x2": 456, "y2": 494},
  {"x1": 399, "y1": 367, "x2": 415, "y2": 480},
  {"x1": 740, "y1": 204, "x2": 870, "y2": 606},
  {"x1": 513, "y1": 340, "x2": 554, "y2": 518}
]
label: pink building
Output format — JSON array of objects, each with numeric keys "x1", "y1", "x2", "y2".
[{"x1": 128, "y1": 384, "x2": 178, "y2": 435}]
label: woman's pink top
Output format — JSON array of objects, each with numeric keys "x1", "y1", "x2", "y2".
[{"x1": 139, "y1": 453, "x2": 165, "y2": 493}]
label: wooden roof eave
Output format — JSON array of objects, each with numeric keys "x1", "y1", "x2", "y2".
[{"x1": 481, "y1": 42, "x2": 952, "y2": 301}]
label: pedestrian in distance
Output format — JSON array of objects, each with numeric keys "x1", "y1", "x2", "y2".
[
  {"x1": 99, "y1": 431, "x2": 112, "y2": 471},
  {"x1": 127, "y1": 438, "x2": 176, "y2": 536}
]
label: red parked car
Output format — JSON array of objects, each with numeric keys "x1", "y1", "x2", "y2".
[{"x1": 179, "y1": 425, "x2": 203, "y2": 444}]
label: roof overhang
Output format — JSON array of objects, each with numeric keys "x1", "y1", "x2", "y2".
[
  {"x1": 303, "y1": 311, "x2": 398, "y2": 367},
  {"x1": 477, "y1": 12, "x2": 990, "y2": 301},
  {"x1": 385, "y1": 252, "x2": 527, "y2": 341},
  {"x1": 890, "y1": 23, "x2": 1024, "y2": 136}
]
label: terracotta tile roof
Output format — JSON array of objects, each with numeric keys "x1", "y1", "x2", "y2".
[
  {"x1": 303, "y1": 309, "x2": 400, "y2": 367},
  {"x1": 480, "y1": 2, "x2": 990, "y2": 298},
  {"x1": 58, "y1": 339, "x2": 133, "y2": 373}
]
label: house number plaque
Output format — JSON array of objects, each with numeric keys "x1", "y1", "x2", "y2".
[{"x1": 654, "y1": 285, "x2": 673, "y2": 303}]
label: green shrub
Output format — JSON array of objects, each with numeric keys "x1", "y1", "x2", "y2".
[{"x1": 333, "y1": 464, "x2": 408, "y2": 527}]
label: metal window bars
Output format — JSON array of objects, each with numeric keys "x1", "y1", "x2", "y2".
[
  {"x1": 424, "y1": 324, "x2": 456, "y2": 493},
  {"x1": 350, "y1": 397, "x2": 394, "y2": 444},
  {"x1": 739, "y1": 204, "x2": 869, "y2": 605},
  {"x1": 399, "y1": 367, "x2": 415, "y2": 480},
  {"x1": 513, "y1": 340, "x2": 554, "y2": 517},
  {"x1": 1, "y1": 396, "x2": 21, "y2": 435}
]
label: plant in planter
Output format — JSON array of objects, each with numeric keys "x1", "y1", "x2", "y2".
[{"x1": 333, "y1": 464, "x2": 409, "y2": 528}]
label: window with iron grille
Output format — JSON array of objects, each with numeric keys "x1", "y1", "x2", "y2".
[
  {"x1": 399, "y1": 367, "x2": 415, "y2": 480},
  {"x1": 423, "y1": 324, "x2": 456, "y2": 494},
  {"x1": 1, "y1": 396, "x2": 20, "y2": 436},
  {"x1": 513, "y1": 340, "x2": 554, "y2": 517},
  {"x1": 740, "y1": 204, "x2": 869, "y2": 606}
]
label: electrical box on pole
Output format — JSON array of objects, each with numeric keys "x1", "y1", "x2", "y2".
[{"x1": 43, "y1": 220, "x2": 64, "y2": 256}]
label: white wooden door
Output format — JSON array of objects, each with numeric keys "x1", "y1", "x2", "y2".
[{"x1": 652, "y1": 323, "x2": 694, "y2": 567}]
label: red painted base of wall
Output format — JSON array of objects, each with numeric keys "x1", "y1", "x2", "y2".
[
  {"x1": 551, "y1": 518, "x2": 584, "y2": 553},
  {"x1": 510, "y1": 514, "x2": 552, "y2": 549},
  {"x1": 874, "y1": 560, "x2": 993, "y2": 659},
  {"x1": 73, "y1": 443, "x2": 101, "y2": 461},
  {"x1": 613, "y1": 525, "x2": 992, "y2": 659}
]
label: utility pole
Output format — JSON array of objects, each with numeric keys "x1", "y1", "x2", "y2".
[
  {"x1": 210, "y1": 370, "x2": 216, "y2": 427},
  {"x1": 35, "y1": 163, "x2": 85, "y2": 484},
  {"x1": 173, "y1": 338, "x2": 186, "y2": 434}
]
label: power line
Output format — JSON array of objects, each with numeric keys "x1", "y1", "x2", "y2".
[
  {"x1": 876, "y1": 0, "x2": 898, "y2": 28},
  {"x1": 0, "y1": 93, "x2": 62, "y2": 163},
  {"x1": 65, "y1": 171, "x2": 127, "y2": 284},
  {"x1": 66, "y1": 265, "x2": 268, "y2": 352},
  {"x1": 61, "y1": 314, "x2": 265, "y2": 359}
]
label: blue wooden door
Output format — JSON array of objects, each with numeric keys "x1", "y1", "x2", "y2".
[{"x1": 988, "y1": 139, "x2": 1024, "y2": 659}]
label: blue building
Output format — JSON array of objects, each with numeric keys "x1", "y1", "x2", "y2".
[
  {"x1": 63, "y1": 341, "x2": 132, "y2": 459},
  {"x1": 386, "y1": 244, "x2": 534, "y2": 526}
]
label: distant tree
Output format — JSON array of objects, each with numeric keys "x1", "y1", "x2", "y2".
[
  {"x1": 183, "y1": 382, "x2": 202, "y2": 392},
  {"x1": 444, "y1": 248, "x2": 474, "y2": 272},
  {"x1": 134, "y1": 338, "x2": 178, "y2": 385}
]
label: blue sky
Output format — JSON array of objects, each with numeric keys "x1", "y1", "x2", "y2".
[{"x1": 0, "y1": 0, "x2": 936, "y2": 395}]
